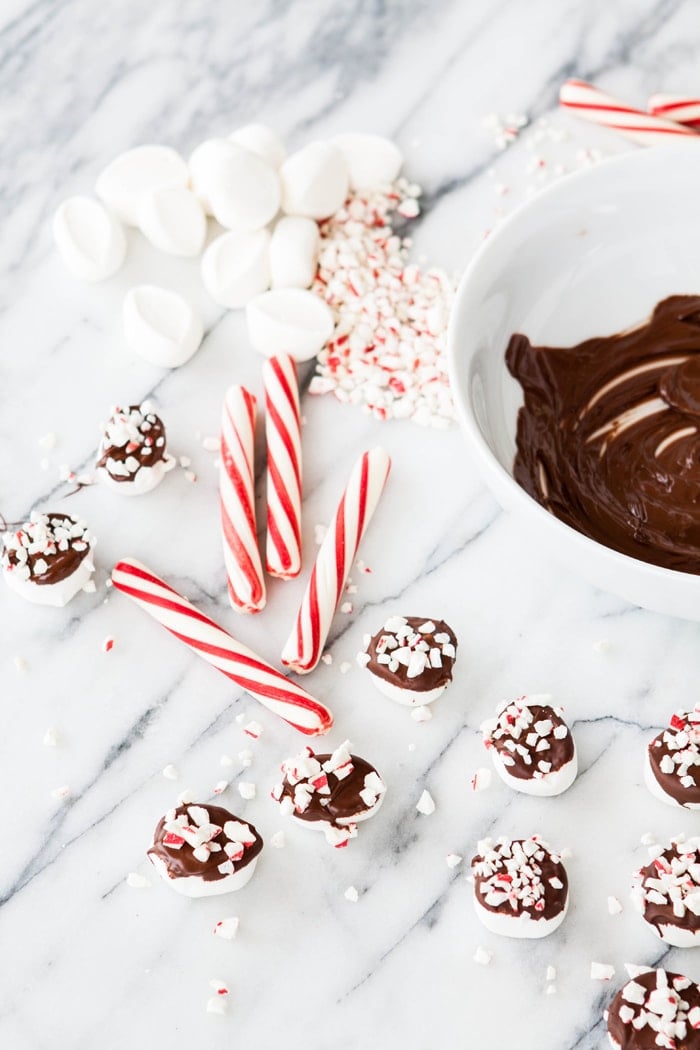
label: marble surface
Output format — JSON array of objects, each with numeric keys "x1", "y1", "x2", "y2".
[{"x1": 3, "y1": 2, "x2": 700, "y2": 1048}]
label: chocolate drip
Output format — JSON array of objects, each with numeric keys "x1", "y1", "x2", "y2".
[
  {"x1": 471, "y1": 838, "x2": 567, "y2": 922},
  {"x1": 485, "y1": 703, "x2": 574, "y2": 782},
  {"x1": 636, "y1": 842, "x2": 700, "y2": 936},
  {"x1": 365, "y1": 616, "x2": 457, "y2": 692},
  {"x1": 3, "y1": 512, "x2": 90, "y2": 585},
  {"x1": 280, "y1": 754, "x2": 378, "y2": 827},
  {"x1": 148, "y1": 804, "x2": 262, "y2": 882},
  {"x1": 607, "y1": 970, "x2": 700, "y2": 1049},
  {"x1": 96, "y1": 404, "x2": 167, "y2": 482},
  {"x1": 506, "y1": 295, "x2": 700, "y2": 573}
]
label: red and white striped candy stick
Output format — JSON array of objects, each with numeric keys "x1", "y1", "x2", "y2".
[
  {"x1": 281, "y1": 447, "x2": 391, "y2": 675},
  {"x1": 263, "y1": 354, "x2": 302, "y2": 580},
  {"x1": 220, "y1": 386, "x2": 266, "y2": 614},
  {"x1": 649, "y1": 93, "x2": 700, "y2": 131},
  {"x1": 111, "y1": 558, "x2": 333, "y2": 735},
  {"x1": 559, "y1": 79, "x2": 696, "y2": 145}
]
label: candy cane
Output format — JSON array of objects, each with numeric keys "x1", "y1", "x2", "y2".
[
  {"x1": 264, "y1": 354, "x2": 302, "y2": 580},
  {"x1": 281, "y1": 447, "x2": 391, "y2": 675},
  {"x1": 559, "y1": 79, "x2": 696, "y2": 145},
  {"x1": 648, "y1": 93, "x2": 700, "y2": 130},
  {"x1": 220, "y1": 386, "x2": 266, "y2": 614},
  {"x1": 111, "y1": 558, "x2": 333, "y2": 735}
]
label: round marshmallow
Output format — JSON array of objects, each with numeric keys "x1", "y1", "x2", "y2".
[
  {"x1": 123, "y1": 285, "x2": 203, "y2": 368},
  {"x1": 369, "y1": 675, "x2": 447, "y2": 706},
  {"x1": 280, "y1": 141, "x2": 349, "y2": 219},
  {"x1": 138, "y1": 186, "x2": 206, "y2": 257},
  {"x1": 229, "y1": 123, "x2": 286, "y2": 169},
  {"x1": 52, "y1": 196, "x2": 127, "y2": 282},
  {"x1": 188, "y1": 138, "x2": 279, "y2": 232},
  {"x1": 490, "y1": 749, "x2": 578, "y2": 797},
  {"x1": 473, "y1": 891, "x2": 568, "y2": 940},
  {"x1": 481, "y1": 696, "x2": 578, "y2": 798},
  {"x1": 330, "y1": 133, "x2": 403, "y2": 190},
  {"x1": 643, "y1": 751, "x2": 693, "y2": 808},
  {"x1": 96, "y1": 403, "x2": 175, "y2": 496},
  {"x1": 269, "y1": 216, "x2": 320, "y2": 289},
  {"x1": 606, "y1": 969, "x2": 700, "y2": 1050},
  {"x1": 96, "y1": 145, "x2": 188, "y2": 226},
  {"x1": 4, "y1": 554, "x2": 95, "y2": 608},
  {"x1": 148, "y1": 851, "x2": 259, "y2": 897},
  {"x1": 246, "y1": 288, "x2": 333, "y2": 360},
  {"x1": 201, "y1": 229, "x2": 271, "y2": 309},
  {"x1": 2, "y1": 512, "x2": 96, "y2": 608},
  {"x1": 359, "y1": 615, "x2": 458, "y2": 707}
]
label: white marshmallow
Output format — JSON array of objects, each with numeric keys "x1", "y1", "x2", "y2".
[
  {"x1": 3, "y1": 555, "x2": 95, "y2": 608},
  {"x1": 638, "y1": 916, "x2": 700, "y2": 948},
  {"x1": 96, "y1": 145, "x2": 188, "y2": 225},
  {"x1": 188, "y1": 138, "x2": 279, "y2": 232},
  {"x1": 269, "y1": 216, "x2": 320, "y2": 289},
  {"x1": 246, "y1": 288, "x2": 333, "y2": 361},
  {"x1": 148, "y1": 852, "x2": 259, "y2": 897},
  {"x1": 368, "y1": 670, "x2": 446, "y2": 706},
  {"x1": 291, "y1": 791, "x2": 384, "y2": 830},
  {"x1": 489, "y1": 747, "x2": 578, "y2": 798},
  {"x1": 201, "y1": 229, "x2": 271, "y2": 308},
  {"x1": 280, "y1": 141, "x2": 349, "y2": 219},
  {"x1": 52, "y1": 196, "x2": 127, "y2": 282},
  {"x1": 473, "y1": 892, "x2": 568, "y2": 939},
  {"x1": 96, "y1": 455, "x2": 176, "y2": 496},
  {"x1": 644, "y1": 749, "x2": 700, "y2": 809},
  {"x1": 139, "y1": 186, "x2": 206, "y2": 257},
  {"x1": 229, "y1": 123, "x2": 286, "y2": 169},
  {"x1": 330, "y1": 133, "x2": 403, "y2": 190},
  {"x1": 123, "y1": 285, "x2": 203, "y2": 368}
]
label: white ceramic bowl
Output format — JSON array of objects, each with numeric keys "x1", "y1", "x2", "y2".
[{"x1": 448, "y1": 145, "x2": 700, "y2": 620}]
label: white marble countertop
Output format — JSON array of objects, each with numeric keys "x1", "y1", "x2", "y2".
[{"x1": 3, "y1": 3, "x2": 700, "y2": 1048}]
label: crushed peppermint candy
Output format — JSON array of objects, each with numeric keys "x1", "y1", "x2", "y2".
[
  {"x1": 212, "y1": 780, "x2": 229, "y2": 795},
  {"x1": 162, "y1": 764, "x2": 179, "y2": 780},
  {"x1": 154, "y1": 804, "x2": 260, "y2": 878},
  {"x1": 608, "y1": 896, "x2": 623, "y2": 915},
  {"x1": 270, "y1": 831, "x2": 285, "y2": 849},
  {"x1": 591, "y1": 962, "x2": 615, "y2": 981},
  {"x1": 96, "y1": 403, "x2": 173, "y2": 484},
  {"x1": 126, "y1": 871, "x2": 151, "y2": 889},
  {"x1": 310, "y1": 180, "x2": 455, "y2": 427},
  {"x1": 344, "y1": 885, "x2": 359, "y2": 903},
  {"x1": 607, "y1": 969, "x2": 700, "y2": 1045},
  {"x1": 102, "y1": 636, "x2": 114, "y2": 653},
  {"x1": 416, "y1": 789, "x2": 435, "y2": 815},
  {"x1": 14, "y1": 655, "x2": 28, "y2": 673},
  {"x1": 360, "y1": 615, "x2": 458, "y2": 691},
  {"x1": 411, "y1": 705, "x2": 432, "y2": 723},
  {"x1": 238, "y1": 749, "x2": 253, "y2": 768},
  {"x1": 242, "y1": 721, "x2": 263, "y2": 739},
  {"x1": 446, "y1": 853, "x2": 463, "y2": 869},
  {"x1": 43, "y1": 727, "x2": 60, "y2": 747},
  {"x1": 473, "y1": 945, "x2": 492, "y2": 966},
  {"x1": 50, "y1": 784, "x2": 71, "y2": 801},
  {"x1": 481, "y1": 695, "x2": 573, "y2": 780},
  {"x1": 2, "y1": 511, "x2": 94, "y2": 583},
  {"x1": 213, "y1": 917, "x2": 239, "y2": 940},
  {"x1": 648, "y1": 705, "x2": 700, "y2": 801},
  {"x1": 237, "y1": 782, "x2": 256, "y2": 800},
  {"x1": 546, "y1": 965, "x2": 557, "y2": 982},
  {"x1": 632, "y1": 835, "x2": 700, "y2": 936},
  {"x1": 471, "y1": 768, "x2": 492, "y2": 792},
  {"x1": 470, "y1": 837, "x2": 568, "y2": 921}
]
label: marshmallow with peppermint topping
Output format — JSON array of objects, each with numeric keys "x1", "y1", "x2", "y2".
[
  {"x1": 359, "y1": 615, "x2": 458, "y2": 705},
  {"x1": 605, "y1": 968, "x2": 700, "y2": 1048},
  {"x1": 271, "y1": 742, "x2": 385, "y2": 847},
  {"x1": 147, "y1": 802, "x2": 263, "y2": 897},
  {"x1": 96, "y1": 402, "x2": 175, "y2": 495},
  {"x1": 469, "y1": 836, "x2": 569, "y2": 939},
  {"x1": 631, "y1": 834, "x2": 700, "y2": 948},
  {"x1": 481, "y1": 695, "x2": 577, "y2": 797},
  {"x1": 645, "y1": 705, "x2": 700, "y2": 810},
  {"x1": 2, "y1": 511, "x2": 96, "y2": 606}
]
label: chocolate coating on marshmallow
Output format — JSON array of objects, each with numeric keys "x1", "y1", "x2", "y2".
[
  {"x1": 2, "y1": 511, "x2": 95, "y2": 606},
  {"x1": 96, "y1": 402, "x2": 172, "y2": 489},
  {"x1": 272, "y1": 742, "x2": 385, "y2": 847},
  {"x1": 148, "y1": 803, "x2": 262, "y2": 886},
  {"x1": 470, "y1": 836, "x2": 568, "y2": 936},
  {"x1": 647, "y1": 706, "x2": 700, "y2": 808},
  {"x1": 606, "y1": 968, "x2": 700, "y2": 1049},
  {"x1": 631, "y1": 836, "x2": 700, "y2": 946},
  {"x1": 359, "y1": 616, "x2": 457, "y2": 699},
  {"x1": 481, "y1": 696, "x2": 576, "y2": 793}
]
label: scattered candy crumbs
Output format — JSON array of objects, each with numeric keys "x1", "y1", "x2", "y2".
[
  {"x1": 213, "y1": 917, "x2": 239, "y2": 940},
  {"x1": 183, "y1": 470, "x2": 197, "y2": 483},
  {"x1": 340, "y1": 601, "x2": 353, "y2": 614},
  {"x1": 38, "y1": 432, "x2": 57, "y2": 451},
  {"x1": 177, "y1": 787, "x2": 195, "y2": 804},
  {"x1": 608, "y1": 896, "x2": 623, "y2": 915},
  {"x1": 411, "y1": 706, "x2": 432, "y2": 723},
  {"x1": 235, "y1": 712, "x2": 247, "y2": 725},
  {"x1": 213, "y1": 779, "x2": 229, "y2": 795},
  {"x1": 13, "y1": 656, "x2": 28, "y2": 673},
  {"x1": 162, "y1": 764, "x2": 179, "y2": 780},
  {"x1": 593, "y1": 639, "x2": 611, "y2": 653},
  {"x1": 102, "y1": 636, "x2": 114, "y2": 653},
  {"x1": 416, "y1": 790, "x2": 435, "y2": 815},
  {"x1": 482, "y1": 111, "x2": 529, "y2": 150},
  {"x1": 640, "y1": 832, "x2": 656, "y2": 846},
  {"x1": 310, "y1": 181, "x2": 455, "y2": 428},
  {"x1": 446, "y1": 853, "x2": 463, "y2": 869},
  {"x1": 546, "y1": 966, "x2": 557, "y2": 982},
  {"x1": 51, "y1": 785, "x2": 70, "y2": 800},
  {"x1": 242, "y1": 720, "x2": 263, "y2": 739},
  {"x1": 126, "y1": 871, "x2": 151, "y2": 889},
  {"x1": 546, "y1": 985, "x2": 557, "y2": 996},
  {"x1": 340, "y1": 661, "x2": 351, "y2": 674},
  {"x1": 590, "y1": 962, "x2": 615, "y2": 981},
  {"x1": 238, "y1": 782, "x2": 256, "y2": 800},
  {"x1": 43, "y1": 727, "x2": 59, "y2": 747},
  {"x1": 220, "y1": 754, "x2": 233, "y2": 767},
  {"x1": 344, "y1": 885, "x2": 359, "y2": 903},
  {"x1": 238, "y1": 749, "x2": 253, "y2": 767},
  {"x1": 625, "y1": 963, "x2": 652, "y2": 980},
  {"x1": 473, "y1": 946, "x2": 492, "y2": 966},
  {"x1": 471, "y1": 768, "x2": 492, "y2": 792},
  {"x1": 206, "y1": 981, "x2": 229, "y2": 1015},
  {"x1": 270, "y1": 831, "x2": 285, "y2": 849},
  {"x1": 321, "y1": 653, "x2": 333, "y2": 665}
]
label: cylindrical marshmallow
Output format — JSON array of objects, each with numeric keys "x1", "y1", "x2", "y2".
[
  {"x1": 139, "y1": 186, "x2": 206, "y2": 257},
  {"x1": 188, "y1": 137, "x2": 280, "y2": 232},
  {"x1": 201, "y1": 229, "x2": 271, "y2": 309},
  {"x1": 123, "y1": 285, "x2": 203, "y2": 368},
  {"x1": 246, "y1": 288, "x2": 334, "y2": 361},
  {"x1": 280, "y1": 141, "x2": 349, "y2": 219},
  {"x1": 330, "y1": 133, "x2": 403, "y2": 189},
  {"x1": 52, "y1": 196, "x2": 127, "y2": 282},
  {"x1": 229, "y1": 123, "x2": 286, "y2": 169},
  {"x1": 358, "y1": 616, "x2": 458, "y2": 707},
  {"x1": 96, "y1": 145, "x2": 189, "y2": 225},
  {"x1": 269, "y1": 216, "x2": 320, "y2": 289}
]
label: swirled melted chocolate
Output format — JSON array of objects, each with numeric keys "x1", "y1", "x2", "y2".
[{"x1": 506, "y1": 295, "x2": 700, "y2": 573}]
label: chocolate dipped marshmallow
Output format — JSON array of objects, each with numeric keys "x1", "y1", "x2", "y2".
[
  {"x1": 148, "y1": 803, "x2": 262, "y2": 896},
  {"x1": 271, "y1": 741, "x2": 385, "y2": 847},
  {"x1": 2, "y1": 511, "x2": 95, "y2": 606},
  {"x1": 646, "y1": 706, "x2": 700, "y2": 809},
  {"x1": 606, "y1": 968, "x2": 700, "y2": 1049},
  {"x1": 96, "y1": 402, "x2": 174, "y2": 495},
  {"x1": 631, "y1": 835, "x2": 700, "y2": 948},
  {"x1": 357, "y1": 616, "x2": 457, "y2": 705},
  {"x1": 469, "y1": 836, "x2": 569, "y2": 939},
  {"x1": 481, "y1": 695, "x2": 577, "y2": 797}
]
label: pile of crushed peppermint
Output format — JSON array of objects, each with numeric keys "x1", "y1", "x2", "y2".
[
  {"x1": 310, "y1": 179, "x2": 456, "y2": 428},
  {"x1": 471, "y1": 836, "x2": 563, "y2": 913},
  {"x1": 2, "y1": 512, "x2": 93, "y2": 581}
]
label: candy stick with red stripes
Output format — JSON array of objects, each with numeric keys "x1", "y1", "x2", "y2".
[
  {"x1": 263, "y1": 354, "x2": 302, "y2": 580},
  {"x1": 281, "y1": 447, "x2": 391, "y2": 675},
  {"x1": 559, "y1": 79, "x2": 696, "y2": 145},
  {"x1": 648, "y1": 93, "x2": 700, "y2": 131},
  {"x1": 220, "y1": 386, "x2": 266, "y2": 613},
  {"x1": 111, "y1": 558, "x2": 333, "y2": 735}
]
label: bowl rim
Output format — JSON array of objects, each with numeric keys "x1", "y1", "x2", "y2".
[{"x1": 447, "y1": 144, "x2": 700, "y2": 590}]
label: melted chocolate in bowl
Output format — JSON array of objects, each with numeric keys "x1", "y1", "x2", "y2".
[{"x1": 506, "y1": 295, "x2": 700, "y2": 574}]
